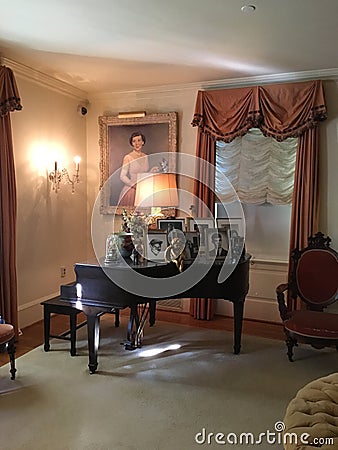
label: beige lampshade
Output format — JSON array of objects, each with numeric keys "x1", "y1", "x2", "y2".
[{"x1": 134, "y1": 173, "x2": 178, "y2": 208}]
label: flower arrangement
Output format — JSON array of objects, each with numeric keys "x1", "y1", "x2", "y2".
[
  {"x1": 122, "y1": 209, "x2": 149, "y2": 263},
  {"x1": 122, "y1": 209, "x2": 149, "y2": 234}
]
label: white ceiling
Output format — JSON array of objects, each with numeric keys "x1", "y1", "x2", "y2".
[{"x1": 1, "y1": 0, "x2": 338, "y2": 94}]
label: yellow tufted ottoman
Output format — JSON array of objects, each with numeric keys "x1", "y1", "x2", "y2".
[{"x1": 283, "y1": 373, "x2": 338, "y2": 450}]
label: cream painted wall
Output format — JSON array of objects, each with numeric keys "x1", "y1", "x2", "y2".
[{"x1": 10, "y1": 75, "x2": 88, "y2": 328}]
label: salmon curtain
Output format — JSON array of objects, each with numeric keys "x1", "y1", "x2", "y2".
[
  {"x1": 189, "y1": 131, "x2": 216, "y2": 319},
  {"x1": 0, "y1": 65, "x2": 22, "y2": 336},
  {"x1": 190, "y1": 80, "x2": 327, "y2": 318}
]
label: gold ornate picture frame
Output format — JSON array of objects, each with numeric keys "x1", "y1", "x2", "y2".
[{"x1": 98, "y1": 112, "x2": 178, "y2": 215}]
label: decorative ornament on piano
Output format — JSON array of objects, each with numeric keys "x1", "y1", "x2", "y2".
[
  {"x1": 104, "y1": 231, "x2": 134, "y2": 263},
  {"x1": 164, "y1": 229, "x2": 186, "y2": 272},
  {"x1": 104, "y1": 233, "x2": 119, "y2": 264}
]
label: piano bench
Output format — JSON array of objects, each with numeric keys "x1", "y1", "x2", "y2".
[
  {"x1": 41, "y1": 297, "x2": 120, "y2": 356},
  {"x1": 41, "y1": 296, "x2": 86, "y2": 356}
]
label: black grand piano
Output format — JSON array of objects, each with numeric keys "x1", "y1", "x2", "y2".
[{"x1": 60, "y1": 255, "x2": 250, "y2": 373}]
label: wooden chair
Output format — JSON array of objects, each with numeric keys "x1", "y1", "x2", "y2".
[
  {"x1": 0, "y1": 323, "x2": 16, "y2": 379},
  {"x1": 276, "y1": 232, "x2": 338, "y2": 361}
]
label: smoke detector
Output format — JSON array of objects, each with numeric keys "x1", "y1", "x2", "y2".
[{"x1": 241, "y1": 5, "x2": 256, "y2": 13}]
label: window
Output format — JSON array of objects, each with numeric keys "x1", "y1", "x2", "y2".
[{"x1": 215, "y1": 129, "x2": 297, "y2": 260}]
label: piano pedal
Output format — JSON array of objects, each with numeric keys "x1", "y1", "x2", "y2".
[
  {"x1": 124, "y1": 342, "x2": 137, "y2": 351},
  {"x1": 120, "y1": 339, "x2": 137, "y2": 351}
]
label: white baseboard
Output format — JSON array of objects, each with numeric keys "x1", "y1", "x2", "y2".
[
  {"x1": 215, "y1": 296, "x2": 281, "y2": 323},
  {"x1": 18, "y1": 291, "x2": 59, "y2": 329}
]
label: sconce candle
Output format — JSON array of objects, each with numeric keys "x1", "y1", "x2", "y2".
[
  {"x1": 49, "y1": 156, "x2": 81, "y2": 193},
  {"x1": 74, "y1": 155, "x2": 81, "y2": 172}
]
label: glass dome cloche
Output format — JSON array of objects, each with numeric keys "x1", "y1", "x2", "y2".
[{"x1": 105, "y1": 231, "x2": 134, "y2": 263}]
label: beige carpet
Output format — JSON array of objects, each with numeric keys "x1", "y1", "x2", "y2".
[{"x1": 1, "y1": 317, "x2": 338, "y2": 450}]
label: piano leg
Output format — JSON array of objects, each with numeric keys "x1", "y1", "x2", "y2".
[
  {"x1": 149, "y1": 300, "x2": 156, "y2": 326},
  {"x1": 233, "y1": 297, "x2": 245, "y2": 354},
  {"x1": 82, "y1": 307, "x2": 102, "y2": 374}
]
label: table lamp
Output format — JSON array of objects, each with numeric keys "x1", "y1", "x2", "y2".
[{"x1": 134, "y1": 172, "x2": 178, "y2": 219}]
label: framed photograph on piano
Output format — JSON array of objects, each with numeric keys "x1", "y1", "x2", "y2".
[
  {"x1": 216, "y1": 218, "x2": 244, "y2": 237},
  {"x1": 186, "y1": 217, "x2": 214, "y2": 248},
  {"x1": 206, "y1": 228, "x2": 229, "y2": 259},
  {"x1": 184, "y1": 231, "x2": 200, "y2": 260},
  {"x1": 157, "y1": 218, "x2": 185, "y2": 233},
  {"x1": 145, "y1": 231, "x2": 167, "y2": 263},
  {"x1": 216, "y1": 218, "x2": 245, "y2": 259}
]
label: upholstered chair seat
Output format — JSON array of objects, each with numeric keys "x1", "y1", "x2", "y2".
[{"x1": 284, "y1": 310, "x2": 338, "y2": 340}]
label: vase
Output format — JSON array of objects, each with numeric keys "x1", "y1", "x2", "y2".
[{"x1": 117, "y1": 232, "x2": 134, "y2": 259}]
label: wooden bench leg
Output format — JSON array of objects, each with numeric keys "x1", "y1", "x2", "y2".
[
  {"x1": 7, "y1": 337, "x2": 16, "y2": 380},
  {"x1": 43, "y1": 307, "x2": 51, "y2": 352},
  {"x1": 114, "y1": 310, "x2": 120, "y2": 327}
]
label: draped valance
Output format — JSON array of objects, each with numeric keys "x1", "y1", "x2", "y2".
[
  {"x1": 191, "y1": 80, "x2": 327, "y2": 142},
  {"x1": 0, "y1": 65, "x2": 22, "y2": 117}
]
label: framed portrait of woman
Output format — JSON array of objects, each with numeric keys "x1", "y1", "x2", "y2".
[{"x1": 99, "y1": 112, "x2": 177, "y2": 214}]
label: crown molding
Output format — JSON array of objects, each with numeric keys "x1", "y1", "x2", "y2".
[
  {"x1": 90, "y1": 67, "x2": 338, "y2": 100},
  {"x1": 3, "y1": 56, "x2": 338, "y2": 101},
  {"x1": 2, "y1": 57, "x2": 88, "y2": 101}
]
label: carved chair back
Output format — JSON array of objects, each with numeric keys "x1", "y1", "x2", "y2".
[{"x1": 289, "y1": 232, "x2": 338, "y2": 311}]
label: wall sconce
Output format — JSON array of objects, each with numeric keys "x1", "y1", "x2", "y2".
[{"x1": 48, "y1": 156, "x2": 81, "y2": 193}]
